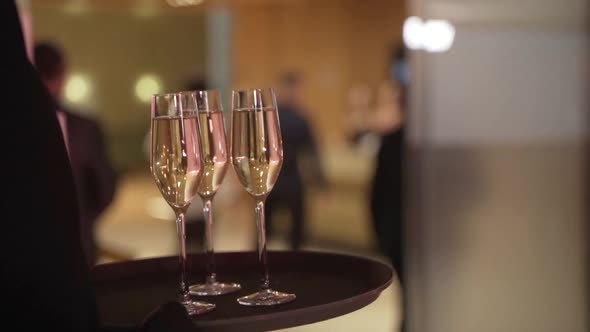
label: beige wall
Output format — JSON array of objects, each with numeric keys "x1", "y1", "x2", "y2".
[{"x1": 32, "y1": 6, "x2": 207, "y2": 170}]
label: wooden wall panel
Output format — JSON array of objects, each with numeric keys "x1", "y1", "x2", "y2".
[{"x1": 232, "y1": 0, "x2": 406, "y2": 146}]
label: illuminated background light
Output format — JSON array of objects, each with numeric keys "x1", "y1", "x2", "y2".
[
  {"x1": 166, "y1": 0, "x2": 204, "y2": 7},
  {"x1": 403, "y1": 16, "x2": 456, "y2": 53},
  {"x1": 65, "y1": 73, "x2": 91, "y2": 104},
  {"x1": 422, "y1": 20, "x2": 456, "y2": 52},
  {"x1": 135, "y1": 74, "x2": 162, "y2": 103},
  {"x1": 403, "y1": 16, "x2": 424, "y2": 51}
]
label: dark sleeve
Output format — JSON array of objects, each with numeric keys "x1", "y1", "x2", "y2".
[
  {"x1": 2, "y1": 4, "x2": 196, "y2": 331},
  {"x1": 370, "y1": 129, "x2": 404, "y2": 217},
  {"x1": 87, "y1": 120, "x2": 117, "y2": 221}
]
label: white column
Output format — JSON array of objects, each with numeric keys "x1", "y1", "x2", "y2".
[
  {"x1": 206, "y1": 7, "x2": 232, "y2": 111},
  {"x1": 406, "y1": 1, "x2": 588, "y2": 331}
]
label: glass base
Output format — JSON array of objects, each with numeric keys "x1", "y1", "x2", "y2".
[
  {"x1": 189, "y1": 282, "x2": 242, "y2": 296},
  {"x1": 182, "y1": 300, "x2": 216, "y2": 315},
  {"x1": 237, "y1": 289, "x2": 296, "y2": 306}
]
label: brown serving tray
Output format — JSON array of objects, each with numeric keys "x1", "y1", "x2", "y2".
[{"x1": 93, "y1": 251, "x2": 394, "y2": 331}]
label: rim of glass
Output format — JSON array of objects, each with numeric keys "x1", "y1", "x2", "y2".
[
  {"x1": 151, "y1": 91, "x2": 197, "y2": 118},
  {"x1": 189, "y1": 89, "x2": 223, "y2": 112},
  {"x1": 232, "y1": 87, "x2": 274, "y2": 93},
  {"x1": 152, "y1": 89, "x2": 223, "y2": 98},
  {"x1": 177, "y1": 89, "x2": 220, "y2": 94},
  {"x1": 232, "y1": 88, "x2": 276, "y2": 111},
  {"x1": 151, "y1": 91, "x2": 180, "y2": 98}
]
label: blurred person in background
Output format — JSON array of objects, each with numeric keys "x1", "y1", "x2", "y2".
[
  {"x1": 266, "y1": 72, "x2": 328, "y2": 250},
  {"x1": 185, "y1": 76, "x2": 208, "y2": 93},
  {"x1": 347, "y1": 81, "x2": 402, "y2": 155},
  {"x1": 34, "y1": 42, "x2": 117, "y2": 266},
  {"x1": 347, "y1": 82, "x2": 373, "y2": 144},
  {"x1": 369, "y1": 45, "x2": 407, "y2": 331}
]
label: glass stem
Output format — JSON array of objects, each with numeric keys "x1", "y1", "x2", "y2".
[
  {"x1": 203, "y1": 198, "x2": 216, "y2": 284},
  {"x1": 175, "y1": 211, "x2": 191, "y2": 303},
  {"x1": 255, "y1": 199, "x2": 270, "y2": 291}
]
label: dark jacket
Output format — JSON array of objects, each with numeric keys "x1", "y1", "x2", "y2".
[
  {"x1": 2, "y1": 2, "x2": 193, "y2": 331},
  {"x1": 2, "y1": 2, "x2": 97, "y2": 330},
  {"x1": 63, "y1": 110, "x2": 116, "y2": 265},
  {"x1": 275, "y1": 103, "x2": 325, "y2": 196}
]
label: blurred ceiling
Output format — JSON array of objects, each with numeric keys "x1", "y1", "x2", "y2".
[
  {"x1": 422, "y1": 0, "x2": 587, "y2": 25},
  {"x1": 30, "y1": 0, "x2": 306, "y2": 12}
]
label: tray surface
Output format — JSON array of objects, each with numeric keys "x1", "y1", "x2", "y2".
[{"x1": 93, "y1": 251, "x2": 394, "y2": 331}]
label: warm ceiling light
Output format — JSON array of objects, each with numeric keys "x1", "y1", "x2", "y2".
[
  {"x1": 403, "y1": 16, "x2": 456, "y2": 53},
  {"x1": 422, "y1": 20, "x2": 456, "y2": 52},
  {"x1": 166, "y1": 0, "x2": 204, "y2": 7},
  {"x1": 403, "y1": 16, "x2": 424, "y2": 51}
]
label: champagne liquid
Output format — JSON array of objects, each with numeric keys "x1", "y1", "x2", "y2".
[
  {"x1": 231, "y1": 107, "x2": 283, "y2": 197},
  {"x1": 197, "y1": 111, "x2": 228, "y2": 198},
  {"x1": 151, "y1": 116, "x2": 203, "y2": 210}
]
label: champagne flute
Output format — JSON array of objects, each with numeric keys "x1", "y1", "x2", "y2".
[
  {"x1": 189, "y1": 90, "x2": 241, "y2": 296},
  {"x1": 231, "y1": 88, "x2": 296, "y2": 306},
  {"x1": 150, "y1": 92, "x2": 215, "y2": 315}
]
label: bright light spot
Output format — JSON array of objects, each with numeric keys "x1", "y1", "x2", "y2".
[
  {"x1": 65, "y1": 74, "x2": 91, "y2": 104},
  {"x1": 135, "y1": 74, "x2": 162, "y2": 103},
  {"x1": 423, "y1": 20, "x2": 456, "y2": 52},
  {"x1": 403, "y1": 16, "x2": 455, "y2": 52},
  {"x1": 403, "y1": 16, "x2": 424, "y2": 51},
  {"x1": 166, "y1": 0, "x2": 204, "y2": 7}
]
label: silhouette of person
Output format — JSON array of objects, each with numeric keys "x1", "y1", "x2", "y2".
[
  {"x1": 34, "y1": 42, "x2": 117, "y2": 266},
  {"x1": 3, "y1": 2, "x2": 196, "y2": 330},
  {"x1": 370, "y1": 45, "x2": 408, "y2": 331},
  {"x1": 265, "y1": 72, "x2": 327, "y2": 250}
]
